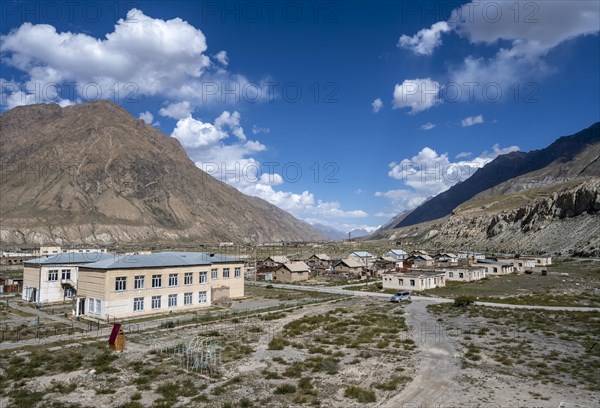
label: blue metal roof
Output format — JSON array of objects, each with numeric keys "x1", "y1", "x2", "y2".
[
  {"x1": 81, "y1": 252, "x2": 241, "y2": 270},
  {"x1": 24, "y1": 252, "x2": 116, "y2": 266},
  {"x1": 351, "y1": 251, "x2": 373, "y2": 258}
]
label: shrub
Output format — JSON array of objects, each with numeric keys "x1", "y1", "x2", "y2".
[
  {"x1": 268, "y1": 336, "x2": 288, "y2": 350},
  {"x1": 454, "y1": 296, "x2": 475, "y2": 308},
  {"x1": 274, "y1": 384, "x2": 297, "y2": 395},
  {"x1": 344, "y1": 386, "x2": 376, "y2": 403}
]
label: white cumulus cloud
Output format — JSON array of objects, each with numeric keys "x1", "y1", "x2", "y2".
[
  {"x1": 398, "y1": 21, "x2": 451, "y2": 56},
  {"x1": 378, "y1": 143, "x2": 520, "y2": 212},
  {"x1": 461, "y1": 114, "x2": 484, "y2": 127},
  {"x1": 372, "y1": 98, "x2": 383, "y2": 113},
  {"x1": 392, "y1": 78, "x2": 441, "y2": 114}
]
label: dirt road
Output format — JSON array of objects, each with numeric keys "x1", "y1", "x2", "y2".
[{"x1": 378, "y1": 299, "x2": 460, "y2": 407}]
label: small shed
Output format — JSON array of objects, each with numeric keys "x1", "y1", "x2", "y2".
[{"x1": 108, "y1": 323, "x2": 125, "y2": 352}]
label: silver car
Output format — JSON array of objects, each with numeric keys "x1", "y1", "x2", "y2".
[{"x1": 390, "y1": 291, "x2": 411, "y2": 302}]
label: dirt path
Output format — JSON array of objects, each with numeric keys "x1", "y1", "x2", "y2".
[{"x1": 379, "y1": 299, "x2": 460, "y2": 407}]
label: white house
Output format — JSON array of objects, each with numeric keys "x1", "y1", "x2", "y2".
[
  {"x1": 22, "y1": 252, "x2": 115, "y2": 304},
  {"x1": 383, "y1": 249, "x2": 408, "y2": 261},
  {"x1": 382, "y1": 271, "x2": 446, "y2": 291},
  {"x1": 458, "y1": 251, "x2": 486, "y2": 260},
  {"x1": 349, "y1": 251, "x2": 375, "y2": 264},
  {"x1": 476, "y1": 259, "x2": 514, "y2": 275},
  {"x1": 443, "y1": 267, "x2": 486, "y2": 282},
  {"x1": 498, "y1": 258, "x2": 536, "y2": 272},
  {"x1": 435, "y1": 253, "x2": 458, "y2": 263}
]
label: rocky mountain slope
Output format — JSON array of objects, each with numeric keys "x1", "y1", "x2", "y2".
[
  {"x1": 385, "y1": 122, "x2": 600, "y2": 229},
  {"x1": 0, "y1": 101, "x2": 323, "y2": 245},
  {"x1": 373, "y1": 123, "x2": 600, "y2": 255}
]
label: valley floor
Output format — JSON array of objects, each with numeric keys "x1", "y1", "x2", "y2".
[{"x1": 0, "y1": 290, "x2": 598, "y2": 408}]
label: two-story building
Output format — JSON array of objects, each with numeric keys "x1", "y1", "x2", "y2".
[
  {"x1": 22, "y1": 252, "x2": 115, "y2": 304},
  {"x1": 74, "y1": 252, "x2": 244, "y2": 320}
]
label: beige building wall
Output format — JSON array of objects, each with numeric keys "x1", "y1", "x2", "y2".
[
  {"x1": 444, "y1": 268, "x2": 486, "y2": 282},
  {"x1": 22, "y1": 264, "x2": 77, "y2": 303},
  {"x1": 273, "y1": 269, "x2": 309, "y2": 282},
  {"x1": 77, "y1": 262, "x2": 244, "y2": 320},
  {"x1": 382, "y1": 273, "x2": 445, "y2": 291}
]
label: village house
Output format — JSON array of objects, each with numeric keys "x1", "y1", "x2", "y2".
[
  {"x1": 407, "y1": 254, "x2": 434, "y2": 268},
  {"x1": 458, "y1": 250, "x2": 486, "y2": 261},
  {"x1": 349, "y1": 251, "x2": 375, "y2": 265},
  {"x1": 533, "y1": 257, "x2": 552, "y2": 267},
  {"x1": 261, "y1": 255, "x2": 290, "y2": 268},
  {"x1": 382, "y1": 270, "x2": 446, "y2": 291},
  {"x1": 333, "y1": 258, "x2": 364, "y2": 277},
  {"x1": 74, "y1": 252, "x2": 244, "y2": 320},
  {"x1": 497, "y1": 258, "x2": 536, "y2": 272},
  {"x1": 273, "y1": 261, "x2": 310, "y2": 283},
  {"x1": 383, "y1": 249, "x2": 408, "y2": 261},
  {"x1": 442, "y1": 266, "x2": 487, "y2": 282},
  {"x1": 1, "y1": 251, "x2": 36, "y2": 266},
  {"x1": 435, "y1": 253, "x2": 458, "y2": 264},
  {"x1": 22, "y1": 252, "x2": 115, "y2": 304},
  {"x1": 476, "y1": 259, "x2": 514, "y2": 275},
  {"x1": 307, "y1": 254, "x2": 332, "y2": 268}
]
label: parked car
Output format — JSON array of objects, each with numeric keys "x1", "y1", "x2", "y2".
[{"x1": 390, "y1": 291, "x2": 411, "y2": 302}]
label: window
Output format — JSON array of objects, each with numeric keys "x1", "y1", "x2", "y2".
[
  {"x1": 184, "y1": 272, "x2": 193, "y2": 285},
  {"x1": 168, "y1": 273, "x2": 178, "y2": 287},
  {"x1": 134, "y1": 275, "x2": 145, "y2": 289},
  {"x1": 449, "y1": 272, "x2": 454, "y2": 278},
  {"x1": 235, "y1": 267, "x2": 241, "y2": 278},
  {"x1": 398, "y1": 278, "x2": 403, "y2": 285},
  {"x1": 199, "y1": 291, "x2": 207, "y2": 304},
  {"x1": 152, "y1": 274, "x2": 162, "y2": 288},
  {"x1": 199, "y1": 271, "x2": 207, "y2": 284},
  {"x1": 151, "y1": 295, "x2": 161, "y2": 309},
  {"x1": 223, "y1": 268, "x2": 230, "y2": 278},
  {"x1": 168, "y1": 294, "x2": 177, "y2": 307},
  {"x1": 95, "y1": 299, "x2": 102, "y2": 314},
  {"x1": 493, "y1": 267, "x2": 498, "y2": 273},
  {"x1": 115, "y1": 277, "x2": 127, "y2": 291},
  {"x1": 410, "y1": 279, "x2": 415, "y2": 287},
  {"x1": 48, "y1": 269, "x2": 58, "y2": 281},
  {"x1": 133, "y1": 297, "x2": 144, "y2": 312},
  {"x1": 88, "y1": 298, "x2": 95, "y2": 313},
  {"x1": 211, "y1": 268, "x2": 218, "y2": 280},
  {"x1": 459, "y1": 273, "x2": 464, "y2": 279},
  {"x1": 184, "y1": 292, "x2": 193, "y2": 305},
  {"x1": 61, "y1": 269, "x2": 71, "y2": 280}
]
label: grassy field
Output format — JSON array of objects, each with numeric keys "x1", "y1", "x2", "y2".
[{"x1": 428, "y1": 303, "x2": 600, "y2": 391}]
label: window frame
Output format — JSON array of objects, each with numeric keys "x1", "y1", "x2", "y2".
[
  {"x1": 133, "y1": 297, "x2": 144, "y2": 312},
  {"x1": 152, "y1": 274, "x2": 162, "y2": 288},
  {"x1": 168, "y1": 273, "x2": 178, "y2": 287},
  {"x1": 48, "y1": 269, "x2": 58, "y2": 282},
  {"x1": 184, "y1": 272, "x2": 193, "y2": 285},
  {"x1": 168, "y1": 294, "x2": 177, "y2": 308},
  {"x1": 199, "y1": 291, "x2": 208, "y2": 304},
  {"x1": 151, "y1": 295, "x2": 161, "y2": 309},
  {"x1": 199, "y1": 271, "x2": 208, "y2": 284},
  {"x1": 134, "y1": 275, "x2": 145, "y2": 290},
  {"x1": 115, "y1": 276, "x2": 127, "y2": 292}
]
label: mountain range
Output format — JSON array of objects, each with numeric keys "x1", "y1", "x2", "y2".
[
  {"x1": 0, "y1": 101, "x2": 323, "y2": 245},
  {"x1": 375, "y1": 122, "x2": 600, "y2": 256}
]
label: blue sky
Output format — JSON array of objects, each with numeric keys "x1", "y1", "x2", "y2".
[{"x1": 1, "y1": 1, "x2": 599, "y2": 232}]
